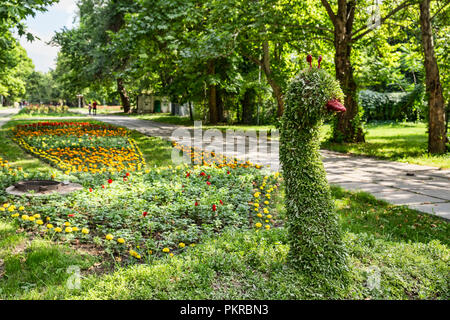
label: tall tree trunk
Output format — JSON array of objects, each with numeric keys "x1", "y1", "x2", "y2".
[
  {"x1": 207, "y1": 60, "x2": 218, "y2": 124},
  {"x1": 331, "y1": 0, "x2": 365, "y2": 142},
  {"x1": 241, "y1": 88, "x2": 255, "y2": 124},
  {"x1": 262, "y1": 41, "x2": 284, "y2": 117},
  {"x1": 216, "y1": 87, "x2": 225, "y2": 122},
  {"x1": 419, "y1": 0, "x2": 446, "y2": 154},
  {"x1": 117, "y1": 78, "x2": 131, "y2": 113},
  {"x1": 189, "y1": 101, "x2": 193, "y2": 122}
]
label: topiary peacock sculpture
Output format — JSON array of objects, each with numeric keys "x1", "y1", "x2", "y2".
[{"x1": 280, "y1": 55, "x2": 348, "y2": 282}]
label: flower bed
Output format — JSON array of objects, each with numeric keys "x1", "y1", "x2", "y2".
[
  {"x1": 12, "y1": 122, "x2": 145, "y2": 174},
  {"x1": 1, "y1": 121, "x2": 281, "y2": 264},
  {"x1": 1, "y1": 165, "x2": 281, "y2": 262}
]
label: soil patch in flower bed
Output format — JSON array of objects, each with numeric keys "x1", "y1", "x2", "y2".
[{"x1": 6, "y1": 179, "x2": 82, "y2": 197}]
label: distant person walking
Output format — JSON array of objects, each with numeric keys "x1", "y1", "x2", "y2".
[
  {"x1": 88, "y1": 103, "x2": 92, "y2": 115},
  {"x1": 92, "y1": 101, "x2": 97, "y2": 115}
]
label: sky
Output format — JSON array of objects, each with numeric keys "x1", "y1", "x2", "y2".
[{"x1": 18, "y1": 0, "x2": 78, "y2": 73}]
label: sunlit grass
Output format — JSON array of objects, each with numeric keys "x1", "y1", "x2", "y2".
[{"x1": 321, "y1": 122, "x2": 449, "y2": 168}]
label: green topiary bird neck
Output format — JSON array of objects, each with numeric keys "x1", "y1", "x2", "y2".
[{"x1": 280, "y1": 57, "x2": 348, "y2": 286}]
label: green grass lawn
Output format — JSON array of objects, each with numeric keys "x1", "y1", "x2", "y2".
[
  {"x1": 12, "y1": 111, "x2": 83, "y2": 119},
  {"x1": 321, "y1": 122, "x2": 450, "y2": 169},
  {"x1": 0, "y1": 118, "x2": 448, "y2": 300}
]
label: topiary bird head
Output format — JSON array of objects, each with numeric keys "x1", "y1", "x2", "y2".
[{"x1": 283, "y1": 55, "x2": 345, "y2": 129}]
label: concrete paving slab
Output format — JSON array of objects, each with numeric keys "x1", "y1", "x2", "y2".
[
  {"x1": 333, "y1": 182, "x2": 395, "y2": 193},
  {"x1": 370, "y1": 190, "x2": 446, "y2": 205},
  {"x1": 406, "y1": 202, "x2": 450, "y2": 219}
]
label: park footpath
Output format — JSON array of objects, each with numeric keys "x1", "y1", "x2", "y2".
[{"x1": 2, "y1": 108, "x2": 449, "y2": 220}]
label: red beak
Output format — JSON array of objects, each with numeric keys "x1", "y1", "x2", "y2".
[{"x1": 326, "y1": 99, "x2": 346, "y2": 112}]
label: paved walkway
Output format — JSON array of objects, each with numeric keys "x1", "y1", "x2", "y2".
[{"x1": 3, "y1": 108, "x2": 450, "y2": 219}]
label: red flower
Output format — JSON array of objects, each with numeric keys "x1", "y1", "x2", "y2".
[
  {"x1": 227, "y1": 171, "x2": 230, "y2": 174},
  {"x1": 89, "y1": 188, "x2": 93, "y2": 192},
  {"x1": 212, "y1": 204, "x2": 217, "y2": 211},
  {"x1": 207, "y1": 175, "x2": 211, "y2": 180},
  {"x1": 68, "y1": 214, "x2": 75, "y2": 217},
  {"x1": 143, "y1": 211, "x2": 148, "y2": 217},
  {"x1": 200, "y1": 172, "x2": 206, "y2": 176},
  {"x1": 186, "y1": 172, "x2": 190, "y2": 178},
  {"x1": 206, "y1": 181, "x2": 211, "y2": 185},
  {"x1": 195, "y1": 201, "x2": 199, "y2": 206},
  {"x1": 108, "y1": 179, "x2": 113, "y2": 184},
  {"x1": 219, "y1": 200, "x2": 223, "y2": 205},
  {"x1": 102, "y1": 185, "x2": 105, "y2": 189},
  {"x1": 123, "y1": 177, "x2": 127, "y2": 182},
  {"x1": 125, "y1": 172, "x2": 130, "y2": 177}
]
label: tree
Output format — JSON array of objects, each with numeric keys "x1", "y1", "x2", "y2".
[
  {"x1": 317, "y1": 0, "x2": 414, "y2": 142},
  {"x1": 53, "y1": 0, "x2": 136, "y2": 112},
  {"x1": 0, "y1": 0, "x2": 58, "y2": 42},
  {"x1": 0, "y1": 39, "x2": 34, "y2": 105},
  {"x1": 419, "y1": 0, "x2": 446, "y2": 153}
]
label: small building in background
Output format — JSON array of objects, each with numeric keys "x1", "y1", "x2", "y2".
[
  {"x1": 136, "y1": 95, "x2": 171, "y2": 113},
  {"x1": 137, "y1": 94, "x2": 193, "y2": 117}
]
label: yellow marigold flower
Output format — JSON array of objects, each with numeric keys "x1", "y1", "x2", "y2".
[
  {"x1": 253, "y1": 192, "x2": 260, "y2": 198},
  {"x1": 8, "y1": 206, "x2": 15, "y2": 212},
  {"x1": 264, "y1": 201, "x2": 269, "y2": 205},
  {"x1": 117, "y1": 238, "x2": 125, "y2": 244},
  {"x1": 179, "y1": 242, "x2": 185, "y2": 248},
  {"x1": 54, "y1": 227, "x2": 62, "y2": 233},
  {"x1": 263, "y1": 208, "x2": 269, "y2": 214},
  {"x1": 265, "y1": 225, "x2": 271, "y2": 230},
  {"x1": 3, "y1": 203, "x2": 9, "y2": 208},
  {"x1": 11, "y1": 213, "x2": 19, "y2": 218},
  {"x1": 46, "y1": 217, "x2": 51, "y2": 221},
  {"x1": 33, "y1": 214, "x2": 40, "y2": 218},
  {"x1": 29, "y1": 216, "x2": 36, "y2": 222},
  {"x1": 64, "y1": 222, "x2": 70, "y2": 226},
  {"x1": 72, "y1": 227, "x2": 79, "y2": 232},
  {"x1": 257, "y1": 213, "x2": 263, "y2": 218},
  {"x1": 190, "y1": 243, "x2": 196, "y2": 247},
  {"x1": 65, "y1": 227, "x2": 73, "y2": 233},
  {"x1": 81, "y1": 228, "x2": 89, "y2": 234},
  {"x1": 0, "y1": 208, "x2": 4, "y2": 211},
  {"x1": 129, "y1": 250, "x2": 137, "y2": 257},
  {"x1": 266, "y1": 214, "x2": 272, "y2": 219},
  {"x1": 254, "y1": 203, "x2": 259, "y2": 207},
  {"x1": 136, "y1": 254, "x2": 141, "y2": 259},
  {"x1": 162, "y1": 247, "x2": 170, "y2": 253},
  {"x1": 47, "y1": 224, "x2": 54, "y2": 229},
  {"x1": 255, "y1": 222, "x2": 262, "y2": 228},
  {"x1": 19, "y1": 206, "x2": 25, "y2": 211},
  {"x1": 169, "y1": 253, "x2": 174, "y2": 257},
  {"x1": 254, "y1": 208, "x2": 259, "y2": 212},
  {"x1": 36, "y1": 220, "x2": 43, "y2": 225},
  {"x1": 105, "y1": 234, "x2": 114, "y2": 240}
]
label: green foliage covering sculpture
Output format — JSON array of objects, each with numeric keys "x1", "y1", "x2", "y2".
[{"x1": 280, "y1": 55, "x2": 349, "y2": 284}]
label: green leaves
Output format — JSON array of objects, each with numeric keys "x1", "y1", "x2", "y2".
[{"x1": 280, "y1": 65, "x2": 348, "y2": 284}]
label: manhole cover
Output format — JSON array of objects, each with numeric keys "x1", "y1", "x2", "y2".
[{"x1": 6, "y1": 180, "x2": 82, "y2": 197}]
